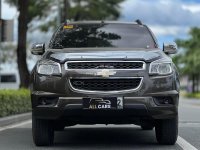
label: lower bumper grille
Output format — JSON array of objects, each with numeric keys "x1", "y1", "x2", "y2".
[{"x1": 69, "y1": 78, "x2": 142, "y2": 92}]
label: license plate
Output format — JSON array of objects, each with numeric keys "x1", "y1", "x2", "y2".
[{"x1": 83, "y1": 97, "x2": 123, "y2": 110}]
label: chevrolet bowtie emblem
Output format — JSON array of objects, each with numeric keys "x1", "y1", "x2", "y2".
[{"x1": 96, "y1": 69, "x2": 116, "y2": 78}]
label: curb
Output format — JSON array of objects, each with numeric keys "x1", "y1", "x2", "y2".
[{"x1": 0, "y1": 112, "x2": 31, "y2": 127}]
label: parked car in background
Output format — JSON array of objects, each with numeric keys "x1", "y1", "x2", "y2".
[{"x1": 0, "y1": 72, "x2": 19, "y2": 89}]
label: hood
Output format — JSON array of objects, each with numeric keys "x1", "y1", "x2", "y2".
[{"x1": 46, "y1": 48, "x2": 164, "y2": 62}]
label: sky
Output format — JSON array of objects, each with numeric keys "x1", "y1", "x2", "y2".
[
  {"x1": 1, "y1": 0, "x2": 200, "y2": 47},
  {"x1": 120, "y1": 0, "x2": 200, "y2": 46}
]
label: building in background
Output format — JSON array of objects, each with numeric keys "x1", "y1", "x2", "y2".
[{"x1": 0, "y1": 19, "x2": 14, "y2": 42}]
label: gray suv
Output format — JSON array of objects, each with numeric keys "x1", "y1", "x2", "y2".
[{"x1": 30, "y1": 20, "x2": 179, "y2": 146}]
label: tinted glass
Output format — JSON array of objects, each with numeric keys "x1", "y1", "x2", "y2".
[
  {"x1": 49, "y1": 24, "x2": 156, "y2": 49},
  {"x1": 0, "y1": 75, "x2": 16, "y2": 83}
]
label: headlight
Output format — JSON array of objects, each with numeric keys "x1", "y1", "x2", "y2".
[
  {"x1": 149, "y1": 59, "x2": 172, "y2": 75},
  {"x1": 37, "y1": 60, "x2": 61, "y2": 76}
]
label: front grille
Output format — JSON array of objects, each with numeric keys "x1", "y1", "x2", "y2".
[
  {"x1": 70, "y1": 78, "x2": 142, "y2": 91},
  {"x1": 66, "y1": 61, "x2": 144, "y2": 69}
]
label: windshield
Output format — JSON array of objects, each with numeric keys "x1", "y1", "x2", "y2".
[{"x1": 49, "y1": 23, "x2": 156, "y2": 49}]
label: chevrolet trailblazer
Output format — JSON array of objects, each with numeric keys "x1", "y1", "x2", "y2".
[{"x1": 30, "y1": 20, "x2": 180, "y2": 146}]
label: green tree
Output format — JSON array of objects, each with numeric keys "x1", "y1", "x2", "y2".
[
  {"x1": 5, "y1": 0, "x2": 52, "y2": 88},
  {"x1": 41, "y1": 0, "x2": 124, "y2": 31},
  {"x1": 5, "y1": 0, "x2": 124, "y2": 88},
  {"x1": 175, "y1": 27, "x2": 200, "y2": 93},
  {"x1": 66, "y1": 0, "x2": 124, "y2": 21}
]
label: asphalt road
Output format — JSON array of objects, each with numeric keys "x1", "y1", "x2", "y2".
[{"x1": 0, "y1": 97, "x2": 200, "y2": 150}]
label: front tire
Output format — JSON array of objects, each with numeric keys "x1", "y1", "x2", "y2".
[
  {"x1": 155, "y1": 117, "x2": 178, "y2": 145},
  {"x1": 32, "y1": 116, "x2": 54, "y2": 146}
]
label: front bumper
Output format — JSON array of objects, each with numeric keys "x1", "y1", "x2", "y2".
[
  {"x1": 31, "y1": 90, "x2": 179, "y2": 122},
  {"x1": 31, "y1": 61, "x2": 180, "y2": 123}
]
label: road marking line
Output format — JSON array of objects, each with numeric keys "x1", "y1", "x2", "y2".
[
  {"x1": 0, "y1": 122, "x2": 199, "y2": 150},
  {"x1": 0, "y1": 120, "x2": 31, "y2": 132},
  {"x1": 177, "y1": 136, "x2": 198, "y2": 150}
]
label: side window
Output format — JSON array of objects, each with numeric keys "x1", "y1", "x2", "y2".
[{"x1": 0, "y1": 75, "x2": 17, "y2": 83}]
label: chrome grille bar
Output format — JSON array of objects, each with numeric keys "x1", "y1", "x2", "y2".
[{"x1": 65, "y1": 61, "x2": 146, "y2": 70}]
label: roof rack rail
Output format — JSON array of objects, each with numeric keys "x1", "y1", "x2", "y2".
[{"x1": 135, "y1": 19, "x2": 143, "y2": 25}]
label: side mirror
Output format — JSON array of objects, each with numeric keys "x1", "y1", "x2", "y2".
[
  {"x1": 31, "y1": 43, "x2": 45, "y2": 55},
  {"x1": 163, "y1": 42, "x2": 178, "y2": 54}
]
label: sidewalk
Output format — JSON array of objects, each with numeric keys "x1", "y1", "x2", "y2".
[{"x1": 0, "y1": 112, "x2": 31, "y2": 127}]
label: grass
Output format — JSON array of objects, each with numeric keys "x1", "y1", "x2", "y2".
[{"x1": 182, "y1": 92, "x2": 200, "y2": 99}]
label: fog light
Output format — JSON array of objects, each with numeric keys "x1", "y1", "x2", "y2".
[
  {"x1": 153, "y1": 97, "x2": 173, "y2": 105},
  {"x1": 39, "y1": 97, "x2": 58, "y2": 106},
  {"x1": 163, "y1": 99, "x2": 170, "y2": 104},
  {"x1": 41, "y1": 99, "x2": 47, "y2": 105}
]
